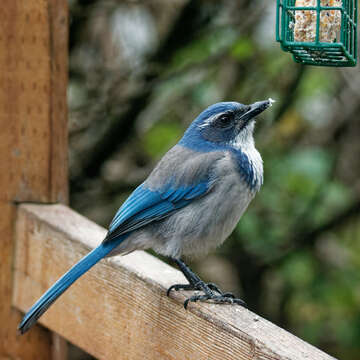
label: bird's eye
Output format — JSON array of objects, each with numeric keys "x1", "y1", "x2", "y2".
[{"x1": 217, "y1": 114, "x2": 232, "y2": 128}]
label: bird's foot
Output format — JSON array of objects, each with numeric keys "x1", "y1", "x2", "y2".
[
  {"x1": 168, "y1": 258, "x2": 247, "y2": 309},
  {"x1": 167, "y1": 280, "x2": 246, "y2": 309},
  {"x1": 183, "y1": 293, "x2": 246, "y2": 309}
]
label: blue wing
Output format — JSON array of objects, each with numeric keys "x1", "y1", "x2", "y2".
[{"x1": 105, "y1": 181, "x2": 210, "y2": 241}]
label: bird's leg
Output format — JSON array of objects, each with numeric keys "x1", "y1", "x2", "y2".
[
  {"x1": 167, "y1": 258, "x2": 212, "y2": 294},
  {"x1": 167, "y1": 258, "x2": 247, "y2": 309}
]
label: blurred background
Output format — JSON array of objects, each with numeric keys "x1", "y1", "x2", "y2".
[{"x1": 67, "y1": 0, "x2": 360, "y2": 359}]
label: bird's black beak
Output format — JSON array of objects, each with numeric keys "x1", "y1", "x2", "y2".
[{"x1": 239, "y1": 98, "x2": 275, "y2": 124}]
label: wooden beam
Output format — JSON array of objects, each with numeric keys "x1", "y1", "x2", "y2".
[
  {"x1": 14, "y1": 204, "x2": 337, "y2": 360},
  {"x1": 0, "y1": 0, "x2": 68, "y2": 358}
]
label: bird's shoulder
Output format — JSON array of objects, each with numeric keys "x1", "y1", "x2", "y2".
[{"x1": 145, "y1": 144, "x2": 224, "y2": 189}]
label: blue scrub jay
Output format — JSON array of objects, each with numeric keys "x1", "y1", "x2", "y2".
[{"x1": 18, "y1": 99, "x2": 273, "y2": 334}]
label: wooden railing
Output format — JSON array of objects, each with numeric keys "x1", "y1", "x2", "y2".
[
  {"x1": 0, "y1": 1, "x2": 337, "y2": 359},
  {"x1": 13, "y1": 203, "x2": 336, "y2": 360}
]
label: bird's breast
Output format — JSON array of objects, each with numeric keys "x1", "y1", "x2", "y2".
[
  {"x1": 154, "y1": 152, "x2": 256, "y2": 258},
  {"x1": 127, "y1": 148, "x2": 262, "y2": 259},
  {"x1": 230, "y1": 146, "x2": 263, "y2": 192}
]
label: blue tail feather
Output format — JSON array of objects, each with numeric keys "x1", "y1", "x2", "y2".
[{"x1": 18, "y1": 236, "x2": 125, "y2": 334}]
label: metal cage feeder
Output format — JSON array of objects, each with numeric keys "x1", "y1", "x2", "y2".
[{"x1": 276, "y1": 0, "x2": 357, "y2": 67}]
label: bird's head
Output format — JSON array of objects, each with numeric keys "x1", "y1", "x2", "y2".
[{"x1": 181, "y1": 99, "x2": 274, "y2": 151}]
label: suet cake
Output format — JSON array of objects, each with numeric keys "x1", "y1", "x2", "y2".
[{"x1": 294, "y1": 0, "x2": 342, "y2": 43}]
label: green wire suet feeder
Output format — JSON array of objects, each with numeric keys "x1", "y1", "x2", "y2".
[{"x1": 276, "y1": 0, "x2": 357, "y2": 66}]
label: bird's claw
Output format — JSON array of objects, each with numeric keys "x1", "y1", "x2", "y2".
[
  {"x1": 166, "y1": 283, "x2": 194, "y2": 297},
  {"x1": 222, "y1": 292, "x2": 236, "y2": 298},
  {"x1": 206, "y1": 284, "x2": 235, "y2": 299},
  {"x1": 183, "y1": 294, "x2": 246, "y2": 309},
  {"x1": 206, "y1": 282, "x2": 223, "y2": 294},
  {"x1": 167, "y1": 280, "x2": 246, "y2": 309}
]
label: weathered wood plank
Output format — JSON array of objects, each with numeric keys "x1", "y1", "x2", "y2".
[
  {"x1": 0, "y1": 0, "x2": 68, "y2": 203},
  {"x1": 13, "y1": 204, "x2": 337, "y2": 360},
  {"x1": 52, "y1": 334, "x2": 68, "y2": 360},
  {"x1": 0, "y1": 204, "x2": 53, "y2": 359},
  {"x1": 48, "y1": 0, "x2": 69, "y2": 204},
  {"x1": 0, "y1": 0, "x2": 68, "y2": 358}
]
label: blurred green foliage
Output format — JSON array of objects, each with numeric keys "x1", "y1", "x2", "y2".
[{"x1": 143, "y1": 122, "x2": 182, "y2": 157}]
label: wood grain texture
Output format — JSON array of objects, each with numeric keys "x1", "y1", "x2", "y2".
[
  {"x1": 13, "y1": 204, "x2": 337, "y2": 360},
  {"x1": 0, "y1": 0, "x2": 68, "y2": 358},
  {"x1": 0, "y1": 0, "x2": 68, "y2": 203},
  {"x1": 0, "y1": 204, "x2": 53, "y2": 359},
  {"x1": 52, "y1": 334, "x2": 68, "y2": 360}
]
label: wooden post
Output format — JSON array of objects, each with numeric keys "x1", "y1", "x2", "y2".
[{"x1": 0, "y1": 0, "x2": 68, "y2": 359}]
